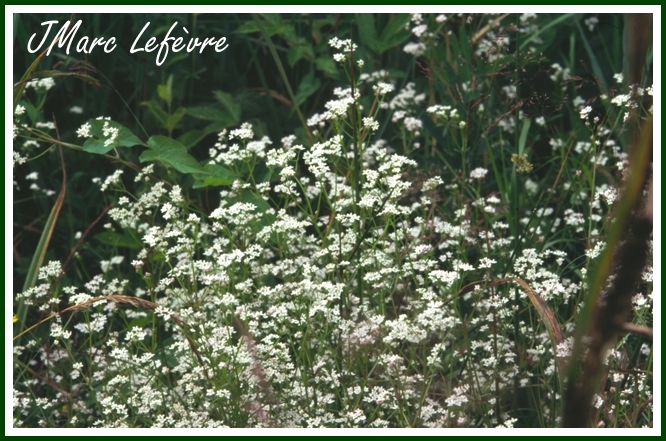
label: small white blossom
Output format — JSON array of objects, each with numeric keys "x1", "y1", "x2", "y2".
[
  {"x1": 363, "y1": 117, "x2": 379, "y2": 131},
  {"x1": 469, "y1": 167, "x2": 488, "y2": 180},
  {"x1": 77, "y1": 122, "x2": 92, "y2": 138}
]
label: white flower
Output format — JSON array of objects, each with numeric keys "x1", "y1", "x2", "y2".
[
  {"x1": 229, "y1": 122, "x2": 254, "y2": 140},
  {"x1": 412, "y1": 24, "x2": 428, "y2": 38},
  {"x1": 25, "y1": 77, "x2": 55, "y2": 91},
  {"x1": 102, "y1": 121, "x2": 119, "y2": 147},
  {"x1": 280, "y1": 165, "x2": 296, "y2": 178},
  {"x1": 363, "y1": 117, "x2": 379, "y2": 131},
  {"x1": 422, "y1": 176, "x2": 443, "y2": 191},
  {"x1": 585, "y1": 16, "x2": 599, "y2": 32},
  {"x1": 14, "y1": 105, "x2": 25, "y2": 116},
  {"x1": 77, "y1": 122, "x2": 92, "y2": 138},
  {"x1": 161, "y1": 202, "x2": 177, "y2": 220},
  {"x1": 328, "y1": 37, "x2": 357, "y2": 53},
  {"x1": 403, "y1": 42, "x2": 426, "y2": 56},
  {"x1": 373, "y1": 82, "x2": 394, "y2": 96},
  {"x1": 13, "y1": 151, "x2": 27, "y2": 167},
  {"x1": 613, "y1": 73, "x2": 623, "y2": 84},
  {"x1": 38, "y1": 260, "x2": 62, "y2": 280},
  {"x1": 36, "y1": 121, "x2": 55, "y2": 130},
  {"x1": 611, "y1": 94, "x2": 631, "y2": 107},
  {"x1": 469, "y1": 167, "x2": 488, "y2": 179},
  {"x1": 579, "y1": 106, "x2": 593, "y2": 120}
]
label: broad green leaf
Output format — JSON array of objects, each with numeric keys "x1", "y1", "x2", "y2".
[
  {"x1": 192, "y1": 163, "x2": 236, "y2": 188},
  {"x1": 378, "y1": 14, "x2": 412, "y2": 53},
  {"x1": 295, "y1": 70, "x2": 321, "y2": 106},
  {"x1": 140, "y1": 135, "x2": 205, "y2": 174},
  {"x1": 356, "y1": 14, "x2": 380, "y2": 52},
  {"x1": 82, "y1": 119, "x2": 145, "y2": 155}
]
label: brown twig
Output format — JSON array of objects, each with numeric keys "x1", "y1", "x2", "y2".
[{"x1": 618, "y1": 322, "x2": 653, "y2": 340}]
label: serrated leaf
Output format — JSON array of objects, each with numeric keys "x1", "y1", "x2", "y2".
[
  {"x1": 140, "y1": 135, "x2": 205, "y2": 174},
  {"x1": 192, "y1": 163, "x2": 235, "y2": 188},
  {"x1": 81, "y1": 119, "x2": 145, "y2": 154}
]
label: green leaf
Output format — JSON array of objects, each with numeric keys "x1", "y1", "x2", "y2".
[
  {"x1": 166, "y1": 107, "x2": 186, "y2": 132},
  {"x1": 235, "y1": 14, "x2": 286, "y2": 36},
  {"x1": 377, "y1": 14, "x2": 412, "y2": 53},
  {"x1": 157, "y1": 74, "x2": 173, "y2": 107},
  {"x1": 213, "y1": 90, "x2": 242, "y2": 122},
  {"x1": 82, "y1": 119, "x2": 145, "y2": 155},
  {"x1": 94, "y1": 230, "x2": 142, "y2": 249},
  {"x1": 142, "y1": 100, "x2": 168, "y2": 125},
  {"x1": 356, "y1": 14, "x2": 380, "y2": 52},
  {"x1": 287, "y1": 43, "x2": 314, "y2": 67},
  {"x1": 178, "y1": 129, "x2": 207, "y2": 149},
  {"x1": 187, "y1": 106, "x2": 230, "y2": 121},
  {"x1": 186, "y1": 94, "x2": 240, "y2": 131},
  {"x1": 518, "y1": 119, "x2": 531, "y2": 155},
  {"x1": 294, "y1": 70, "x2": 321, "y2": 106},
  {"x1": 140, "y1": 136, "x2": 205, "y2": 174},
  {"x1": 314, "y1": 57, "x2": 338, "y2": 78},
  {"x1": 192, "y1": 163, "x2": 236, "y2": 188}
]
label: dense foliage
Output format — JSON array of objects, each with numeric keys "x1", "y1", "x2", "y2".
[{"x1": 12, "y1": 12, "x2": 653, "y2": 428}]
